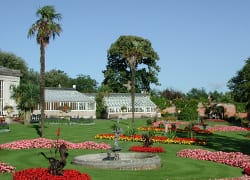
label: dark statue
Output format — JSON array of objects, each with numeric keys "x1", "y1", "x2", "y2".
[
  {"x1": 142, "y1": 134, "x2": 154, "y2": 147},
  {"x1": 103, "y1": 124, "x2": 122, "y2": 161},
  {"x1": 40, "y1": 143, "x2": 69, "y2": 175}
]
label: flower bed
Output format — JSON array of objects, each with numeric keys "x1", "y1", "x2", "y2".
[
  {"x1": 0, "y1": 138, "x2": 111, "y2": 150},
  {"x1": 95, "y1": 134, "x2": 207, "y2": 145},
  {"x1": 0, "y1": 162, "x2": 15, "y2": 173},
  {"x1": 177, "y1": 148, "x2": 250, "y2": 175},
  {"x1": 207, "y1": 125, "x2": 250, "y2": 132},
  {"x1": 138, "y1": 126, "x2": 213, "y2": 135},
  {"x1": 13, "y1": 168, "x2": 91, "y2": 180},
  {"x1": 129, "y1": 146, "x2": 164, "y2": 153}
]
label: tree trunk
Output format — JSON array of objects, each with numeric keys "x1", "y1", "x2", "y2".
[
  {"x1": 24, "y1": 110, "x2": 31, "y2": 125},
  {"x1": 127, "y1": 55, "x2": 136, "y2": 126},
  {"x1": 131, "y1": 67, "x2": 135, "y2": 124},
  {"x1": 40, "y1": 43, "x2": 46, "y2": 137}
]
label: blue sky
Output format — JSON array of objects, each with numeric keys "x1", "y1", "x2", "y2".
[{"x1": 1, "y1": 0, "x2": 249, "y2": 93}]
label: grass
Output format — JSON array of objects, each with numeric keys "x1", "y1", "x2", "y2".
[{"x1": 0, "y1": 119, "x2": 249, "y2": 180}]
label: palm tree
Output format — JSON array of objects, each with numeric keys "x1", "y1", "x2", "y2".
[
  {"x1": 28, "y1": 6, "x2": 62, "y2": 137},
  {"x1": 106, "y1": 35, "x2": 159, "y2": 126},
  {"x1": 124, "y1": 39, "x2": 147, "y2": 125}
]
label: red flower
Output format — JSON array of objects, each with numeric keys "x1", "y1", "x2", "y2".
[
  {"x1": 129, "y1": 145, "x2": 165, "y2": 153},
  {"x1": 13, "y1": 168, "x2": 92, "y2": 180},
  {"x1": 243, "y1": 167, "x2": 250, "y2": 175}
]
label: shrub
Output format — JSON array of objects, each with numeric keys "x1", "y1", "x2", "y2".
[{"x1": 146, "y1": 119, "x2": 152, "y2": 126}]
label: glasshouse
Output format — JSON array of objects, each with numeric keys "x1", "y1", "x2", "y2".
[
  {"x1": 103, "y1": 93, "x2": 157, "y2": 119},
  {"x1": 33, "y1": 87, "x2": 96, "y2": 119}
]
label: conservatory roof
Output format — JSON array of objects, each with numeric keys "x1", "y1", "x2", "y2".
[
  {"x1": 104, "y1": 93, "x2": 156, "y2": 107},
  {"x1": 45, "y1": 88, "x2": 94, "y2": 102}
]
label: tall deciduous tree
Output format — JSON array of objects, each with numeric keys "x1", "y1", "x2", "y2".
[
  {"x1": 161, "y1": 88, "x2": 185, "y2": 101},
  {"x1": 28, "y1": 5, "x2": 62, "y2": 137},
  {"x1": 0, "y1": 50, "x2": 29, "y2": 82},
  {"x1": 103, "y1": 35, "x2": 160, "y2": 123},
  {"x1": 186, "y1": 88, "x2": 208, "y2": 102},
  {"x1": 45, "y1": 69, "x2": 71, "y2": 88},
  {"x1": 72, "y1": 74, "x2": 98, "y2": 93},
  {"x1": 103, "y1": 35, "x2": 160, "y2": 92},
  {"x1": 228, "y1": 58, "x2": 250, "y2": 112}
]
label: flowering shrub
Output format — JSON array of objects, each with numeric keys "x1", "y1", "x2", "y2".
[
  {"x1": 177, "y1": 149, "x2": 250, "y2": 170},
  {"x1": 95, "y1": 134, "x2": 207, "y2": 145},
  {"x1": 0, "y1": 138, "x2": 111, "y2": 150},
  {"x1": 13, "y1": 168, "x2": 91, "y2": 180},
  {"x1": 129, "y1": 146, "x2": 164, "y2": 153},
  {"x1": 0, "y1": 162, "x2": 15, "y2": 173}
]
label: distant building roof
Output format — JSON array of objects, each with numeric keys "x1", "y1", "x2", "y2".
[
  {"x1": 0, "y1": 66, "x2": 21, "y2": 77},
  {"x1": 45, "y1": 87, "x2": 94, "y2": 102},
  {"x1": 104, "y1": 93, "x2": 156, "y2": 107}
]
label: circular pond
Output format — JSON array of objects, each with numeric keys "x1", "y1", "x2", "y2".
[{"x1": 71, "y1": 152, "x2": 161, "y2": 170}]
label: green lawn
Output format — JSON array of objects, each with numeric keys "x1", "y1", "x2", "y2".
[{"x1": 0, "y1": 119, "x2": 248, "y2": 180}]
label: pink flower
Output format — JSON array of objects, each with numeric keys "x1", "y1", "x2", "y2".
[
  {"x1": 207, "y1": 125, "x2": 249, "y2": 132},
  {"x1": 0, "y1": 162, "x2": 15, "y2": 173},
  {"x1": 0, "y1": 138, "x2": 111, "y2": 150},
  {"x1": 177, "y1": 149, "x2": 250, "y2": 169}
]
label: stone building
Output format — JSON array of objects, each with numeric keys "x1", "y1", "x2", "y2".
[{"x1": 0, "y1": 66, "x2": 21, "y2": 116}]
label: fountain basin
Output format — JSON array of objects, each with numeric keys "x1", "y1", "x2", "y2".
[{"x1": 71, "y1": 152, "x2": 161, "y2": 170}]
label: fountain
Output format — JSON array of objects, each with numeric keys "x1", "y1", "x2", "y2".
[
  {"x1": 71, "y1": 152, "x2": 161, "y2": 170},
  {"x1": 103, "y1": 125, "x2": 122, "y2": 160},
  {"x1": 71, "y1": 124, "x2": 161, "y2": 170}
]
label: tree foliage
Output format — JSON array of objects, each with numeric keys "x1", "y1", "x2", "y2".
[
  {"x1": 208, "y1": 91, "x2": 233, "y2": 103},
  {"x1": 95, "y1": 84, "x2": 112, "y2": 119},
  {"x1": 45, "y1": 69, "x2": 71, "y2": 88},
  {"x1": 0, "y1": 50, "x2": 29, "y2": 82},
  {"x1": 25, "y1": 69, "x2": 40, "y2": 85},
  {"x1": 72, "y1": 74, "x2": 98, "y2": 93},
  {"x1": 186, "y1": 88, "x2": 208, "y2": 102},
  {"x1": 11, "y1": 82, "x2": 39, "y2": 124},
  {"x1": 150, "y1": 95, "x2": 167, "y2": 110},
  {"x1": 228, "y1": 58, "x2": 250, "y2": 111},
  {"x1": 102, "y1": 35, "x2": 160, "y2": 93},
  {"x1": 174, "y1": 98, "x2": 199, "y2": 121},
  {"x1": 161, "y1": 88, "x2": 185, "y2": 101}
]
